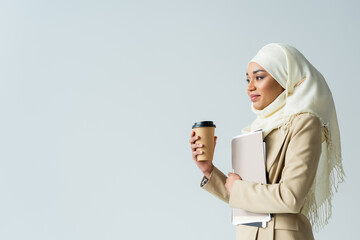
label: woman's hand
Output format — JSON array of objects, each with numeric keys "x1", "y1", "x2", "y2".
[
  {"x1": 225, "y1": 172, "x2": 242, "y2": 195},
  {"x1": 189, "y1": 130, "x2": 217, "y2": 178}
]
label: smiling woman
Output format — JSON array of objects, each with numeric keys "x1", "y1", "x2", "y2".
[
  {"x1": 246, "y1": 62, "x2": 284, "y2": 110},
  {"x1": 189, "y1": 43, "x2": 345, "y2": 240}
]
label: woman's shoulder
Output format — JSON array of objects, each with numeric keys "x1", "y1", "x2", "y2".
[
  {"x1": 288, "y1": 112, "x2": 322, "y2": 135},
  {"x1": 291, "y1": 112, "x2": 321, "y2": 126},
  {"x1": 266, "y1": 112, "x2": 322, "y2": 141}
]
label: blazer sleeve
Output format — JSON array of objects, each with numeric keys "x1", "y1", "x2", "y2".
[
  {"x1": 200, "y1": 166, "x2": 229, "y2": 203},
  {"x1": 229, "y1": 115, "x2": 322, "y2": 214}
]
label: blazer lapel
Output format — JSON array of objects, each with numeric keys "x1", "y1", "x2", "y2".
[{"x1": 265, "y1": 129, "x2": 289, "y2": 171}]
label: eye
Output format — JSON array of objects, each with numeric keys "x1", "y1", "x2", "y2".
[
  {"x1": 256, "y1": 76, "x2": 264, "y2": 80},
  {"x1": 246, "y1": 79, "x2": 250, "y2": 83}
]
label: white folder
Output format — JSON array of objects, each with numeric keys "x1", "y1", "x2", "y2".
[{"x1": 231, "y1": 130, "x2": 271, "y2": 227}]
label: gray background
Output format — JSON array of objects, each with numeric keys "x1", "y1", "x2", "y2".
[{"x1": 0, "y1": 0, "x2": 359, "y2": 239}]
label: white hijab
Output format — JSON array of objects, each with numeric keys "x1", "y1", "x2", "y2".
[{"x1": 243, "y1": 43, "x2": 345, "y2": 231}]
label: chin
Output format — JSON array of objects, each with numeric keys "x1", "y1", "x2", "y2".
[{"x1": 253, "y1": 104, "x2": 264, "y2": 111}]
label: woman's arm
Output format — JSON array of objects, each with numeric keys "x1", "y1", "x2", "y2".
[
  {"x1": 201, "y1": 166, "x2": 230, "y2": 203},
  {"x1": 228, "y1": 114, "x2": 322, "y2": 214},
  {"x1": 189, "y1": 130, "x2": 230, "y2": 203}
]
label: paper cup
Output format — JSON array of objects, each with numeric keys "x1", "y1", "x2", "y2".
[{"x1": 192, "y1": 121, "x2": 216, "y2": 161}]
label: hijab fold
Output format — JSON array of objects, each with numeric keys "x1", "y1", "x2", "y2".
[{"x1": 242, "y1": 43, "x2": 345, "y2": 231}]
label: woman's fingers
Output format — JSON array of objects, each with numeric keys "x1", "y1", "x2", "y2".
[
  {"x1": 190, "y1": 131, "x2": 202, "y2": 160},
  {"x1": 189, "y1": 133, "x2": 199, "y2": 144},
  {"x1": 192, "y1": 150, "x2": 203, "y2": 158},
  {"x1": 227, "y1": 172, "x2": 242, "y2": 180},
  {"x1": 191, "y1": 143, "x2": 203, "y2": 150}
]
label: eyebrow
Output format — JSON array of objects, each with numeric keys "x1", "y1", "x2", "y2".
[{"x1": 246, "y1": 69, "x2": 266, "y2": 76}]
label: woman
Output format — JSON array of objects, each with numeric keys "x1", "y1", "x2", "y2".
[{"x1": 189, "y1": 43, "x2": 345, "y2": 240}]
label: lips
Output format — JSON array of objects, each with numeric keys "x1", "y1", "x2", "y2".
[{"x1": 250, "y1": 94, "x2": 260, "y2": 102}]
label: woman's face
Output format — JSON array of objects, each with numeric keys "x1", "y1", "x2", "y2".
[{"x1": 246, "y1": 62, "x2": 284, "y2": 110}]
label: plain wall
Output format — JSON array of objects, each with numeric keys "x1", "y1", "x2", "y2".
[{"x1": 0, "y1": 0, "x2": 359, "y2": 239}]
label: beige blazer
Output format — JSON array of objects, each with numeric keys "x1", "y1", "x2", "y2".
[{"x1": 201, "y1": 113, "x2": 322, "y2": 240}]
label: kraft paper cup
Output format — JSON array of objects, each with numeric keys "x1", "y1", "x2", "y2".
[{"x1": 192, "y1": 121, "x2": 216, "y2": 161}]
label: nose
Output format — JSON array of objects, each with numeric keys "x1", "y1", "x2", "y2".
[{"x1": 247, "y1": 79, "x2": 256, "y2": 92}]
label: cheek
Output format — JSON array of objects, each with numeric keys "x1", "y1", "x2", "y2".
[
  {"x1": 267, "y1": 83, "x2": 283, "y2": 99},
  {"x1": 259, "y1": 82, "x2": 272, "y2": 95},
  {"x1": 261, "y1": 81, "x2": 281, "y2": 101}
]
